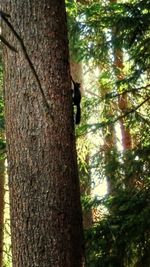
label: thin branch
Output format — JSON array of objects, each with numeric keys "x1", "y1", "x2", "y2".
[
  {"x1": 113, "y1": 96, "x2": 150, "y2": 124},
  {"x1": 85, "y1": 84, "x2": 150, "y2": 101},
  {"x1": 77, "y1": 96, "x2": 150, "y2": 137},
  {"x1": 105, "y1": 84, "x2": 150, "y2": 99},
  {"x1": 85, "y1": 89, "x2": 100, "y2": 98}
]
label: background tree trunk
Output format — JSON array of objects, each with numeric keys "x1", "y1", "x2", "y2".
[
  {"x1": 0, "y1": 158, "x2": 5, "y2": 267},
  {"x1": 114, "y1": 49, "x2": 132, "y2": 150},
  {"x1": 3, "y1": 1, "x2": 84, "y2": 266},
  {"x1": 111, "y1": 0, "x2": 133, "y2": 191}
]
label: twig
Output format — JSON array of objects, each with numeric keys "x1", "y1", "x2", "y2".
[
  {"x1": 113, "y1": 96, "x2": 150, "y2": 123},
  {"x1": 105, "y1": 84, "x2": 150, "y2": 99}
]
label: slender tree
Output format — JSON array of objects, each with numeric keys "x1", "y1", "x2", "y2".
[
  {"x1": 111, "y1": 0, "x2": 132, "y2": 149},
  {"x1": 0, "y1": 158, "x2": 5, "y2": 267},
  {"x1": 2, "y1": 1, "x2": 84, "y2": 266},
  {"x1": 67, "y1": 0, "x2": 93, "y2": 228},
  {"x1": 0, "y1": 54, "x2": 5, "y2": 267}
]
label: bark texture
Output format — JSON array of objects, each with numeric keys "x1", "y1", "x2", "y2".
[{"x1": 3, "y1": 1, "x2": 84, "y2": 266}]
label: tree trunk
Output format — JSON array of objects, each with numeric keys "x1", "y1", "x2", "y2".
[
  {"x1": 70, "y1": 61, "x2": 83, "y2": 85},
  {"x1": 110, "y1": 1, "x2": 132, "y2": 264},
  {"x1": 111, "y1": 0, "x2": 133, "y2": 191},
  {"x1": 111, "y1": 0, "x2": 132, "y2": 151},
  {"x1": 70, "y1": 62, "x2": 92, "y2": 228},
  {"x1": 100, "y1": 77, "x2": 116, "y2": 194},
  {"x1": 3, "y1": 1, "x2": 84, "y2": 266},
  {"x1": 113, "y1": 49, "x2": 132, "y2": 150},
  {"x1": 0, "y1": 158, "x2": 5, "y2": 267}
]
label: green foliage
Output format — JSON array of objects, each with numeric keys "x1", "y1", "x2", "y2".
[
  {"x1": 66, "y1": 1, "x2": 150, "y2": 263},
  {"x1": 67, "y1": 0, "x2": 150, "y2": 82},
  {"x1": 85, "y1": 185, "x2": 150, "y2": 267},
  {"x1": 81, "y1": 139, "x2": 150, "y2": 266},
  {"x1": 66, "y1": 0, "x2": 86, "y2": 61}
]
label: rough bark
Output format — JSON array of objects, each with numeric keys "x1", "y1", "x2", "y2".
[{"x1": 3, "y1": 1, "x2": 84, "y2": 266}]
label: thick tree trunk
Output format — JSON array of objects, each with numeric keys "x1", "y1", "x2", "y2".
[{"x1": 3, "y1": 1, "x2": 84, "y2": 266}]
